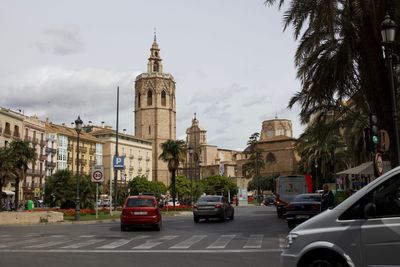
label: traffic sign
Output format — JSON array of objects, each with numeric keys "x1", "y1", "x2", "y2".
[
  {"x1": 374, "y1": 153, "x2": 384, "y2": 177},
  {"x1": 113, "y1": 156, "x2": 125, "y2": 169},
  {"x1": 91, "y1": 165, "x2": 104, "y2": 183}
]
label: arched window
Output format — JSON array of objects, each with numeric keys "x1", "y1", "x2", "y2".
[
  {"x1": 266, "y1": 152, "x2": 276, "y2": 164},
  {"x1": 137, "y1": 94, "x2": 141, "y2": 108},
  {"x1": 161, "y1": 91, "x2": 166, "y2": 106},
  {"x1": 147, "y1": 90, "x2": 152, "y2": 106},
  {"x1": 153, "y1": 62, "x2": 159, "y2": 72}
]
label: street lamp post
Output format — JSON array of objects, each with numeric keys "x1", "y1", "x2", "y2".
[
  {"x1": 188, "y1": 147, "x2": 194, "y2": 205},
  {"x1": 74, "y1": 115, "x2": 83, "y2": 221},
  {"x1": 381, "y1": 13, "x2": 400, "y2": 167},
  {"x1": 315, "y1": 161, "x2": 318, "y2": 191}
]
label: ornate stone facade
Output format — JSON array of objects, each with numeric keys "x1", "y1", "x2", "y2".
[{"x1": 134, "y1": 36, "x2": 176, "y2": 185}]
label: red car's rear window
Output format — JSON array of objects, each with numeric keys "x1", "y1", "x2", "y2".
[{"x1": 126, "y1": 198, "x2": 155, "y2": 207}]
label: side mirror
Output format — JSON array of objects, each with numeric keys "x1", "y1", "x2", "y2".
[{"x1": 363, "y1": 202, "x2": 376, "y2": 218}]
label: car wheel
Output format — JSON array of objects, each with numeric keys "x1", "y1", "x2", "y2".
[
  {"x1": 120, "y1": 224, "x2": 127, "y2": 232},
  {"x1": 154, "y1": 221, "x2": 162, "y2": 231},
  {"x1": 302, "y1": 252, "x2": 348, "y2": 267},
  {"x1": 220, "y1": 212, "x2": 226, "y2": 222},
  {"x1": 230, "y1": 211, "x2": 234, "y2": 220},
  {"x1": 277, "y1": 211, "x2": 283, "y2": 218},
  {"x1": 287, "y1": 220, "x2": 296, "y2": 228},
  {"x1": 194, "y1": 216, "x2": 200, "y2": 223}
]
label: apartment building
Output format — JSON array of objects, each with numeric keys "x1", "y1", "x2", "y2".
[{"x1": 85, "y1": 125, "x2": 153, "y2": 187}]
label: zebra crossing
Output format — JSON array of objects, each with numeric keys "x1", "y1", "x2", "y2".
[{"x1": 0, "y1": 233, "x2": 286, "y2": 252}]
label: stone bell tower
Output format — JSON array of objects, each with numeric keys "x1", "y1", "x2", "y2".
[{"x1": 134, "y1": 34, "x2": 176, "y2": 185}]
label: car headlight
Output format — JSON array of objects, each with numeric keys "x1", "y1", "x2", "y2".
[{"x1": 284, "y1": 233, "x2": 298, "y2": 249}]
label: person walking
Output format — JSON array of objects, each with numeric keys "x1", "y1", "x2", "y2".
[{"x1": 321, "y1": 184, "x2": 334, "y2": 211}]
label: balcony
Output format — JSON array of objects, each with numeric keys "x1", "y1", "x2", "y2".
[
  {"x1": 45, "y1": 162, "x2": 56, "y2": 169},
  {"x1": 26, "y1": 170, "x2": 44, "y2": 177},
  {"x1": 129, "y1": 166, "x2": 134, "y2": 171},
  {"x1": 79, "y1": 146, "x2": 87, "y2": 153},
  {"x1": 3, "y1": 129, "x2": 12, "y2": 138},
  {"x1": 129, "y1": 154, "x2": 134, "y2": 159},
  {"x1": 67, "y1": 157, "x2": 73, "y2": 164},
  {"x1": 24, "y1": 136, "x2": 32, "y2": 142},
  {"x1": 40, "y1": 140, "x2": 46, "y2": 147},
  {"x1": 146, "y1": 156, "x2": 150, "y2": 161},
  {"x1": 45, "y1": 148, "x2": 57, "y2": 154},
  {"x1": 138, "y1": 155, "x2": 143, "y2": 160},
  {"x1": 67, "y1": 145, "x2": 73, "y2": 151},
  {"x1": 89, "y1": 148, "x2": 96, "y2": 154},
  {"x1": 0, "y1": 127, "x2": 2, "y2": 135},
  {"x1": 32, "y1": 138, "x2": 39, "y2": 144},
  {"x1": 89, "y1": 160, "x2": 96, "y2": 166},
  {"x1": 39, "y1": 155, "x2": 47, "y2": 161}
]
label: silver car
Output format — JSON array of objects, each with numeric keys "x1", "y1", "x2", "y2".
[{"x1": 281, "y1": 166, "x2": 400, "y2": 267}]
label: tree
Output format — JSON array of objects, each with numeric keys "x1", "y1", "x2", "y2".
[
  {"x1": 159, "y1": 139, "x2": 186, "y2": 207},
  {"x1": 44, "y1": 170, "x2": 96, "y2": 209},
  {"x1": 8, "y1": 141, "x2": 36, "y2": 209},
  {"x1": 0, "y1": 146, "x2": 15, "y2": 210},
  {"x1": 200, "y1": 175, "x2": 238, "y2": 198},
  {"x1": 242, "y1": 133, "x2": 265, "y2": 203},
  {"x1": 173, "y1": 175, "x2": 192, "y2": 204},
  {"x1": 265, "y1": 0, "x2": 400, "y2": 166},
  {"x1": 247, "y1": 176, "x2": 274, "y2": 192}
]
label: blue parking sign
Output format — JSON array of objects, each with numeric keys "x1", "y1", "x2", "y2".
[{"x1": 113, "y1": 156, "x2": 125, "y2": 169}]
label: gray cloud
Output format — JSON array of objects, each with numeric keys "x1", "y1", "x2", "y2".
[{"x1": 36, "y1": 27, "x2": 84, "y2": 56}]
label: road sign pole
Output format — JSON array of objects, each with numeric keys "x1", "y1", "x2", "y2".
[{"x1": 96, "y1": 183, "x2": 98, "y2": 218}]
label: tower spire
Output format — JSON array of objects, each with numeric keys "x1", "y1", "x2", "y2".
[
  {"x1": 154, "y1": 27, "x2": 157, "y2": 42},
  {"x1": 147, "y1": 32, "x2": 163, "y2": 73}
]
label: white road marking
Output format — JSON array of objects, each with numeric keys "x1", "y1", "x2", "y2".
[
  {"x1": 26, "y1": 240, "x2": 71, "y2": 248},
  {"x1": 243, "y1": 234, "x2": 263, "y2": 249},
  {"x1": 133, "y1": 235, "x2": 178, "y2": 249},
  {"x1": 0, "y1": 235, "x2": 11, "y2": 238},
  {"x1": 79, "y1": 235, "x2": 95, "y2": 238},
  {"x1": 207, "y1": 235, "x2": 236, "y2": 249},
  {"x1": 0, "y1": 238, "x2": 45, "y2": 248},
  {"x1": 170, "y1": 235, "x2": 207, "y2": 249},
  {"x1": 98, "y1": 235, "x2": 150, "y2": 249},
  {"x1": 61, "y1": 239, "x2": 105, "y2": 249},
  {"x1": 0, "y1": 248, "x2": 283, "y2": 253}
]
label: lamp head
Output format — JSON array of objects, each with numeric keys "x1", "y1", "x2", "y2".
[
  {"x1": 75, "y1": 116, "x2": 83, "y2": 133},
  {"x1": 381, "y1": 13, "x2": 397, "y2": 44}
]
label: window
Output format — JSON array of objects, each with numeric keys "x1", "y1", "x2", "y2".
[
  {"x1": 148, "y1": 126, "x2": 151, "y2": 135},
  {"x1": 147, "y1": 90, "x2": 153, "y2": 106},
  {"x1": 137, "y1": 93, "x2": 141, "y2": 107},
  {"x1": 153, "y1": 61, "x2": 159, "y2": 72},
  {"x1": 14, "y1": 125, "x2": 20, "y2": 137},
  {"x1": 161, "y1": 91, "x2": 166, "y2": 106},
  {"x1": 266, "y1": 152, "x2": 276, "y2": 163},
  {"x1": 340, "y1": 174, "x2": 400, "y2": 220}
]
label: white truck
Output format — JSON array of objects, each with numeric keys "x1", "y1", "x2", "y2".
[{"x1": 275, "y1": 175, "x2": 310, "y2": 218}]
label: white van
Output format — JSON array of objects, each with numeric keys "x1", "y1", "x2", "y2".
[{"x1": 281, "y1": 166, "x2": 400, "y2": 267}]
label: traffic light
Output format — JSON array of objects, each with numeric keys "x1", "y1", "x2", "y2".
[{"x1": 370, "y1": 114, "x2": 379, "y2": 152}]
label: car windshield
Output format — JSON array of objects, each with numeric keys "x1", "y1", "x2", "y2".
[
  {"x1": 198, "y1": 196, "x2": 221, "y2": 202},
  {"x1": 126, "y1": 198, "x2": 155, "y2": 207},
  {"x1": 292, "y1": 194, "x2": 321, "y2": 202}
]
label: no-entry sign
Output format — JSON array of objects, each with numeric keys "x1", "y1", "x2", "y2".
[{"x1": 91, "y1": 165, "x2": 104, "y2": 183}]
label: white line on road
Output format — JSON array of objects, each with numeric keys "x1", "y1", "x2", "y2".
[
  {"x1": 243, "y1": 234, "x2": 264, "y2": 249},
  {"x1": 170, "y1": 235, "x2": 207, "y2": 249},
  {"x1": 61, "y1": 239, "x2": 105, "y2": 249},
  {"x1": 98, "y1": 235, "x2": 150, "y2": 249},
  {"x1": 0, "y1": 238, "x2": 45, "y2": 248},
  {"x1": 26, "y1": 240, "x2": 71, "y2": 248},
  {"x1": 133, "y1": 235, "x2": 178, "y2": 249},
  {"x1": 207, "y1": 235, "x2": 236, "y2": 249},
  {"x1": 0, "y1": 248, "x2": 283, "y2": 253}
]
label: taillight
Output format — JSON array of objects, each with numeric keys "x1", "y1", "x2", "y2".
[
  {"x1": 215, "y1": 203, "x2": 222, "y2": 208},
  {"x1": 193, "y1": 204, "x2": 197, "y2": 209},
  {"x1": 311, "y1": 204, "x2": 320, "y2": 211},
  {"x1": 286, "y1": 204, "x2": 295, "y2": 211},
  {"x1": 122, "y1": 209, "x2": 129, "y2": 216}
]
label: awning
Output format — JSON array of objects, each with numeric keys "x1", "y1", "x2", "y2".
[
  {"x1": 336, "y1": 161, "x2": 391, "y2": 175},
  {"x1": 1, "y1": 190, "x2": 15, "y2": 195}
]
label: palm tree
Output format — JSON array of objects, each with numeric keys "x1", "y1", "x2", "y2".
[
  {"x1": 265, "y1": 0, "x2": 399, "y2": 166},
  {"x1": 159, "y1": 139, "x2": 186, "y2": 207},
  {"x1": 8, "y1": 141, "x2": 36, "y2": 210}
]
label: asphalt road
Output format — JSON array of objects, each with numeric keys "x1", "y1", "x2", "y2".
[{"x1": 0, "y1": 205, "x2": 290, "y2": 267}]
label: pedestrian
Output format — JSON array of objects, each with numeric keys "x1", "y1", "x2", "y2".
[{"x1": 321, "y1": 184, "x2": 334, "y2": 211}]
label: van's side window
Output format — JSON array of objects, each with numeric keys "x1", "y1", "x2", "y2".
[{"x1": 339, "y1": 174, "x2": 400, "y2": 220}]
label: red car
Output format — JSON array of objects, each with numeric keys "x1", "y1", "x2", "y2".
[{"x1": 120, "y1": 195, "x2": 162, "y2": 231}]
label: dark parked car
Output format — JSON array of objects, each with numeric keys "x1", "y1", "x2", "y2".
[
  {"x1": 120, "y1": 195, "x2": 162, "y2": 231},
  {"x1": 263, "y1": 194, "x2": 276, "y2": 205},
  {"x1": 285, "y1": 193, "x2": 321, "y2": 228},
  {"x1": 193, "y1": 195, "x2": 234, "y2": 223}
]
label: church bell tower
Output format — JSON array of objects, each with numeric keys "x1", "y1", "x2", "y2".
[{"x1": 134, "y1": 34, "x2": 176, "y2": 185}]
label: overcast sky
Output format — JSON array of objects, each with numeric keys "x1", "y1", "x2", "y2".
[{"x1": 0, "y1": 0, "x2": 302, "y2": 151}]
